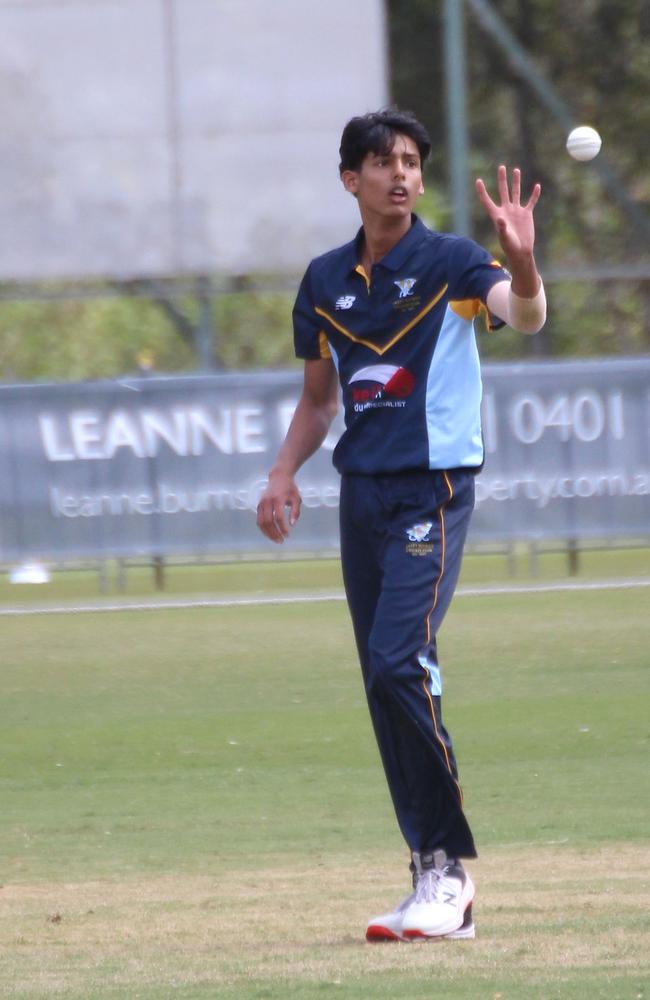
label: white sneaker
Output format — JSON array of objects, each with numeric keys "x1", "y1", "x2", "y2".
[
  {"x1": 366, "y1": 893, "x2": 475, "y2": 942},
  {"x1": 401, "y1": 852, "x2": 475, "y2": 940}
]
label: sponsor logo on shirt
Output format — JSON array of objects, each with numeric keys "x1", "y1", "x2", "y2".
[
  {"x1": 335, "y1": 295, "x2": 356, "y2": 310},
  {"x1": 348, "y1": 364, "x2": 415, "y2": 412}
]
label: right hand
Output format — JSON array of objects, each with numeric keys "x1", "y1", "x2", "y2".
[
  {"x1": 256, "y1": 470, "x2": 302, "y2": 543},
  {"x1": 475, "y1": 165, "x2": 541, "y2": 264}
]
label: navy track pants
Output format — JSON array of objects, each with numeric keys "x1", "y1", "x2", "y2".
[{"x1": 339, "y1": 468, "x2": 477, "y2": 859}]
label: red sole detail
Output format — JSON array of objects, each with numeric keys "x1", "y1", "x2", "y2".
[{"x1": 366, "y1": 926, "x2": 401, "y2": 942}]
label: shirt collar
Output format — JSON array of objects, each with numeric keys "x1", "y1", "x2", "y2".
[{"x1": 351, "y1": 214, "x2": 428, "y2": 274}]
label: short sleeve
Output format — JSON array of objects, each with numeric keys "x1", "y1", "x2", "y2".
[
  {"x1": 293, "y1": 264, "x2": 332, "y2": 360},
  {"x1": 448, "y1": 237, "x2": 510, "y2": 331}
]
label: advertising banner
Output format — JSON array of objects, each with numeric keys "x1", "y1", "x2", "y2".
[
  {"x1": 0, "y1": 359, "x2": 648, "y2": 562},
  {"x1": 474, "y1": 358, "x2": 650, "y2": 541}
]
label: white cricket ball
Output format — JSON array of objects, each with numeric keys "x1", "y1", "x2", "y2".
[{"x1": 566, "y1": 125, "x2": 602, "y2": 162}]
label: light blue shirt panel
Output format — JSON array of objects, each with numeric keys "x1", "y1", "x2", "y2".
[{"x1": 425, "y1": 305, "x2": 484, "y2": 469}]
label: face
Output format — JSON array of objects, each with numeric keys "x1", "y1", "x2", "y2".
[{"x1": 341, "y1": 133, "x2": 424, "y2": 221}]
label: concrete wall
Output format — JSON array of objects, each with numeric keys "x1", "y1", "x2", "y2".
[{"x1": 0, "y1": 0, "x2": 387, "y2": 280}]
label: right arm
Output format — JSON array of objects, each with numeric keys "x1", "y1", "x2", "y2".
[
  {"x1": 476, "y1": 166, "x2": 546, "y2": 334},
  {"x1": 256, "y1": 357, "x2": 339, "y2": 543}
]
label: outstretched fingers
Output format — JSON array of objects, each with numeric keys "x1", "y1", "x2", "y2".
[
  {"x1": 476, "y1": 167, "x2": 541, "y2": 216},
  {"x1": 524, "y1": 182, "x2": 542, "y2": 211},
  {"x1": 475, "y1": 177, "x2": 497, "y2": 216},
  {"x1": 497, "y1": 164, "x2": 510, "y2": 205}
]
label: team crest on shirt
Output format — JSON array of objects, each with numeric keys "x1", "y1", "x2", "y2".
[
  {"x1": 405, "y1": 521, "x2": 434, "y2": 556},
  {"x1": 335, "y1": 295, "x2": 356, "y2": 310},
  {"x1": 392, "y1": 277, "x2": 421, "y2": 312},
  {"x1": 394, "y1": 277, "x2": 417, "y2": 298}
]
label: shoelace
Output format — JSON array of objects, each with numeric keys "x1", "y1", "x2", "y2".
[
  {"x1": 414, "y1": 866, "x2": 460, "y2": 905},
  {"x1": 414, "y1": 868, "x2": 443, "y2": 904}
]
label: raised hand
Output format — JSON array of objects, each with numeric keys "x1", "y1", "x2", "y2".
[{"x1": 475, "y1": 166, "x2": 541, "y2": 262}]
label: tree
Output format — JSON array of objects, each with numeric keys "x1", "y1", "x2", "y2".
[{"x1": 388, "y1": 0, "x2": 650, "y2": 357}]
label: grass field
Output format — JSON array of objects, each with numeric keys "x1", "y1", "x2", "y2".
[{"x1": 0, "y1": 555, "x2": 649, "y2": 998}]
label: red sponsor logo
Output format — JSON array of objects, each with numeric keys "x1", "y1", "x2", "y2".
[
  {"x1": 353, "y1": 383, "x2": 383, "y2": 403},
  {"x1": 348, "y1": 364, "x2": 416, "y2": 405},
  {"x1": 384, "y1": 367, "x2": 415, "y2": 397}
]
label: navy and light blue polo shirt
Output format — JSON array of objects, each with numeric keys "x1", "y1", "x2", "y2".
[{"x1": 293, "y1": 215, "x2": 508, "y2": 475}]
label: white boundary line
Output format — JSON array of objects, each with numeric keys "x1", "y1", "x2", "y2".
[{"x1": 0, "y1": 577, "x2": 649, "y2": 616}]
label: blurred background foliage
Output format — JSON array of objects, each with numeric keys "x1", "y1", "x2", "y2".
[
  {"x1": 390, "y1": 0, "x2": 650, "y2": 359},
  {"x1": 1, "y1": 0, "x2": 650, "y2": 381}
]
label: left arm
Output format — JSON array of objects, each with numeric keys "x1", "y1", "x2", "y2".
[{"x1": 476, "y1": 165, "x2": 546, "y2": 334}]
